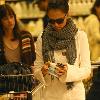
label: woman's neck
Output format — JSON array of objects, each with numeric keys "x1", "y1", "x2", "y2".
[{"x1": 4, "y1": 30, "x2": 14, "y2": 40}]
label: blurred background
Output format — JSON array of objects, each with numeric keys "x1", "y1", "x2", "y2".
[
  {"x1": 0, "y1": 0, "x2": 95, "y2": 37},
  {"x1": 1, "y1": 0, "x2": 100, "y2": 99}
]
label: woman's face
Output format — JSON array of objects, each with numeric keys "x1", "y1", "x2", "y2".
[
  {"x1": 1, "y1": 14, "x2": 15, "y2": 31},
  {"x1": 47, "y1": 9, "x2": 68, "y2": 31}
]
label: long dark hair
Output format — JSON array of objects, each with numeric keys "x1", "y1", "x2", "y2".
[
  {"x1": 91, "y1": 0, "x2": 100, "y2": 15},
  {"x1": 0, "y1": 4, "x2": 20, "y2": 39},
  {"x1": 47, "y1": 0, "x2": 69, "y2": 14}
]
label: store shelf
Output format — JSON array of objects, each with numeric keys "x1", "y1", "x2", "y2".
[
  {"x1": 6, "y1": 0, "x2": 26, "y2": 2},
  {"x1": 6, "y1": 0, "x2": 45, "y2": 20},
  {"x1": 71, "y1": 15, "x2": 89, "y2": 19},
  {"x1": 69, "y1": 0, "x2": 95, "y2": 17},
  {"x1": 5, "y1": 0, "x2": 36, "y2": 2},
  {"x1": 20, "y1": 17, "x2": 42, "y2": 23},
  {"x1": 5, "y1": 0, "x2": 35, "y2": 2}
]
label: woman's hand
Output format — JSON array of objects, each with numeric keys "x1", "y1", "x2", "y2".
[
  {"x1": 41, "y1": 62, "x2": 50, "y2": 76},
  {"x1": 56, "y1": 64, "x2": 67, "y2": 77}
]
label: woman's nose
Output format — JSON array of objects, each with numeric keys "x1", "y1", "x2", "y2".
[
  {"x1": 54, "y1": 22, "x2": 59, "y2": 27},
  {"x1": 8, "y1": 17, "x2": 12, "y2": 22}
]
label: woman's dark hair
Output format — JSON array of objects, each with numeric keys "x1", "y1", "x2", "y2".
[
  {"x1": 0, "y1": 4, "x2": 20, "y2": 39},
  {"x1": 91, "y1": 0, "x2": 100, "y2": 15},
  {"x1": 47, "y1": 0, "x2": 69, "y2": 14}
]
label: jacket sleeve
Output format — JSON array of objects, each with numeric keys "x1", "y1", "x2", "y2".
[
  {"x1": 20, "y1": 30, "x2": 36, "y2": 66},
  {"x1": 33, "y1": 35, "x2": 46, "y2": 84},
  {"x1": 59, "y1": 31, "x2": 91, "y2": 82},
  {"x1": 30, "y1": 36, "x2": 36, "y2": 63}
]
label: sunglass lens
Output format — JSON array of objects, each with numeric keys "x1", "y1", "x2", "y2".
[
  {"x1": 48, "y1": 18, "x2": 64, "y2": 24},
  {"x1": 48, "y1": 19, "x2": 55, "y2": 24},
  {"x1": 56, "y1": 19, "x2": 64, "y2": 24}
]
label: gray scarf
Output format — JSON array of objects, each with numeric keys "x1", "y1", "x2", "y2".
[{"x1": 42, "y1": 18, "x2": 78, "y2": 64}]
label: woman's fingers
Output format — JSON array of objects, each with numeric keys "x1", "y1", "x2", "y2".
[
  {"x1": 41, "y1": 63, "x2": 49, "y2": 76},
  {"x1": 56, "y1": 65, "x2": 67, "y2": 76}
]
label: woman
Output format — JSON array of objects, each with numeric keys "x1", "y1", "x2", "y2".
[
  {"x1": 34, "y1": 0, "x2": 91, "y2": 100},
  {"x1": 0, "y1": 3, "x2": 36, "y2": 94},
  {"x1": 84, "y1": 0, "x2": 100, "y2": 61},
  {"x1": 85, "y1": 1, "x2": 100, "y2": 100},
  {"x1": 0, "y1": 4, "x2": 36, "y2": 66}
]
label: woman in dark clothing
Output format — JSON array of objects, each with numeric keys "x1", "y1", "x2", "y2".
[
  {"x1": 86, "y1": 1, "x2": 100, "y2": 100},
  {"x1": 0, "y1": 4, "x2": 36, "y2": 93},
  {"x1": 84, "y1": 0, "x2": 100, "y2": 61}
]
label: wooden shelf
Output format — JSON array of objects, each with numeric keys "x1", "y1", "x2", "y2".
[
  {"x1": 6, "y1": 0, "x2": 25, "y2": 2},
  {"x1": 20, "y1": 17, "x2": 42, "y2": 23},
  {"x1": 5, "y1": 0, "x2": 35, "y2": 2}
]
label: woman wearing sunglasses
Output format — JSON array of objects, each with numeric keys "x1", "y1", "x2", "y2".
[{"x1": 34, "y1": 0, "x2": 91, "y2": 100}]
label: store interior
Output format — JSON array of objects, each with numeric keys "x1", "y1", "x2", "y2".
[
  {"x1": 0, "y1": 0, "x2": 95, "y2": 37},
  {"x1": 1, "y1": 0, "x2": 100, "y2": 100}
]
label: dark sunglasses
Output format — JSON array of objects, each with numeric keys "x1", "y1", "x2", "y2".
[{"x1": 48, "y1": 14, "x2": 66, "y2": 24}]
